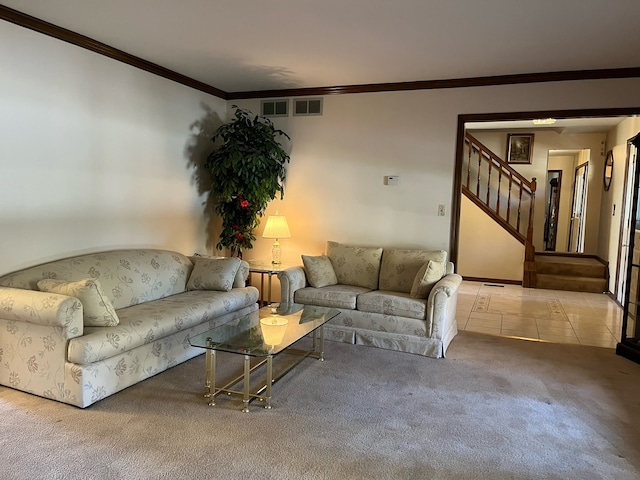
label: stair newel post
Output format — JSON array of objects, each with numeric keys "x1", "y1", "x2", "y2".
[{"x1": 523, "y1": 177, "x2": 537, "y2": 288}]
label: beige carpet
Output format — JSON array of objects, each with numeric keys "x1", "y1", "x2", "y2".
[{"x1": 2, "y1": 332, "x2": 640, "y2": 479}]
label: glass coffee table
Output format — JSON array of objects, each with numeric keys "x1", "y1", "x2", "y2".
[{"x1": 189, "y1": 303, "x2": 340, "y2": 412}]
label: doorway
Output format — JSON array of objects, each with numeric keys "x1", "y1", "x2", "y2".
[
  {"x1": 567, "y1": 162, "x2": 589, "y2": 253},
  {"x1": 616, "y1": 141, "x2": 639, "y2": 303},
  {"x1": 544, "y1": 170, "x2": 562, "y2": 251}
]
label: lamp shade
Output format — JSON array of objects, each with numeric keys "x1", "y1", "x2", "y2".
[{"x1": 262, "y1": 214, "x2": 291, "y2": 239}]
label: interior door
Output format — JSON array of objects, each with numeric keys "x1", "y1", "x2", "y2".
[
  {"x1": 568, "y1": 162, "x2": 588, "y2": 253},
  {"x1": 617, "y1": 143, "x2": 638, "y2": 303}
]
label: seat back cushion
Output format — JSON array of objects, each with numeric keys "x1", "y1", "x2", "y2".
[
  {"x1": 326, "y1": 241, "x2": 383, "y2": 290},
  {"x1": 378, "y1": 249, "x2": 447, "y2": 293},
  {"x1": 301, "y1": 255, "x2": 338, "y2": 288},
  {"x1": 0, "y1": 249, "x2": 193, "y2": 310}
]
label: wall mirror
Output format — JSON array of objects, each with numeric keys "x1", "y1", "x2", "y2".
[{"x1": 604, "y1": 150, "x2": 614, "y2": 191}]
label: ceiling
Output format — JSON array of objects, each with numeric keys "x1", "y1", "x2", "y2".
[
  {"x1": 466, "y1": 117, "x2": 630, "y2": 135},
  {"x1": 2, "y1": 0, "x2": 640, "y2": 94}
]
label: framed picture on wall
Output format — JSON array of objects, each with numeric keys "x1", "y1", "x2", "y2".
[{"x1": 506, "y1": 133, "x2": 534, "y2": 164}]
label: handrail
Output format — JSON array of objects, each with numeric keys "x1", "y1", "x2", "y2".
[{"x1": 463, "y1": 132, "x2": 537, "y2": 287}]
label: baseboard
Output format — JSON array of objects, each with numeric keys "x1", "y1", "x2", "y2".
[{"x1": 461, "y1": 276, "x2": 522, "y2": 285}]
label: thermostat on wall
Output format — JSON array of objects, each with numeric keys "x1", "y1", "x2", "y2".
[{"x1": 384, "y1": 176, "x2": 400, "y2": 186}]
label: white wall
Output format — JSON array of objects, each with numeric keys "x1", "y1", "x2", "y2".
[
  {"x1": 0, "y1": 21, "x2": 226, "y2": 274},
  {"x1": 458, "y1": 196, "x2": 524, "y2": 281},
  {"x1": 4, "y1": 19, "x2": 640, "y2": 286}
]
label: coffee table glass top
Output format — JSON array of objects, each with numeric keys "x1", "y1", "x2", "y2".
[{"x1": 189, "y1": 303, "x2": 339, "y2": 357}]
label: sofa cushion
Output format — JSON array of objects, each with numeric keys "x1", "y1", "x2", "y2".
[
  {"x1": 294, "y1": 285, "x2": 371, "y2": 310},
  {"x1": 191, "y1": 254, "x2": 249, "y2": 288},
  {"x1": 301, "y1": 255, "x2": 338, "y2": 288},
  {"x1": 410, "y1": 260, "x2": 445, "y2": 299},
  {"x1": 378, "y1": 249, "x2": 447, "y2": 293},
  {"x1": 67, "y1": 287, "x2": 259, "y2": 365},
  {"x1": 37, "y1": 278, "x2": 119, "y2": 327},
  {"x1": 356, "y1": 290, "x2": 427, "y2": 320},
  {"x1": 186, "y1": 257, "x2": 241, "y2": 292},
  {"x1": 326, "y1": 241, "x2": 383, "y2": 290}
]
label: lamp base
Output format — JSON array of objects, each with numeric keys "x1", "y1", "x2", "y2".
[{"x1": 271, "y1": 240, "x2": 282, "y2": 264}]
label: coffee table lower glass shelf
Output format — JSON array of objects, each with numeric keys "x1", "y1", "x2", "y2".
[{"x1": 188, "y1": 303, "x2": 340, "y2": 412}]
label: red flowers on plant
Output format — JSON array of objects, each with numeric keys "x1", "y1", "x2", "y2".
[{"x1": 240, "y1": 200, "x2": 249, "y2": 208}]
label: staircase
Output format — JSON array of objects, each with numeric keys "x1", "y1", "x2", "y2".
[
  {"x1": 462, "y1": 133, "x2": 537, "y2": 286},
  {"x1": 535, "y1": 254, "x2": 608, "y2": 293}
]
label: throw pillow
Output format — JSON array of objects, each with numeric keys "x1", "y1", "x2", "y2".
[
  {"x1": 301, "y1": 255, "x2": 338, "y2": 288},
  {"x1": 187, "y1": 257, "x2": 241, "y2": 292},
  {"x1": 410, "y1": 260, "x2": 445, "y2": 299},
  {"x1": 37, "y1": 278, "x2": 120, "y2": 327},
  {"x1": 326, "y1": 241, "x2": 383, "y2": 290}
]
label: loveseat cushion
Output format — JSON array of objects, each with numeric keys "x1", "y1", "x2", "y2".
[
  {"x1": 301, "y1": 255, "x2": 338, "y2": 288},
  {"x1": 294, "y1": 285, "x2": 371, "y2": 310},
  {"x1": 410, "y1": 260, "x2": 445, "y2": 299},
  {"x1": 37, "y1": 278, "x2": 120, "y2": 327},
  {"x1": 326, "y1": 241, "x2": 383, "y2": 290},
  {"x1": 67, "y1": 287, "x2": 259, "y2": 365},
  {"x1": 378, "y1": 249, "x2": 447, "y2": 293},
  {"x1": 356, "y1": 290, "x2": 427, "y2": 320}
]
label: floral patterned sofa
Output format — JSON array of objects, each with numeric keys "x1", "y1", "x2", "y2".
[
  {"x1": 278, "y1": 242, "x2": 462, "y2": 358},
  {"x1": 0, "y1": 249, "x2": 259, "y2": 408}
]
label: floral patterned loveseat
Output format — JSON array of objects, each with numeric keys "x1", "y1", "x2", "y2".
[
  {"x1": 278, "y1": 242, "x2": 461, "y2": 358},
  {"x1": 0, "y1": 249, "x2": 259, "y2": 408}
]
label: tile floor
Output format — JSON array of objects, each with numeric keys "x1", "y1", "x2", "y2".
[{"x1": 456, "y1": 280, "x2": 623, "y2": 349}]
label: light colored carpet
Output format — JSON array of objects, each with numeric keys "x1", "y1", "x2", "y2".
[{"x1": 2, "y1": 331, "x2": 640, "y2": 479}]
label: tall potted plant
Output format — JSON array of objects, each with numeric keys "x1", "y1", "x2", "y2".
[{"x1": 205, "y1": 106, "x2": 290, "y2": 257}]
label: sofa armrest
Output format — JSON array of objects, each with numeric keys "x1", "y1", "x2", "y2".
[
  {"x1": 236, "y1": 260, "x2": 250, "y2": 288},
  {"x1": 0, "y1": 286, "x2": 83, "y2": 334},
  {"x1": 426, "y1": 273, "x2": 462, "y2": 341},
  {"x1": 277, "y1": 267, "x2": 307, "y2": 304}
]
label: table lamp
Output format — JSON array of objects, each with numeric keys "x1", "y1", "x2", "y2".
[{"x1": 262, "y1": 211, "x2": 291, "y2": 264}]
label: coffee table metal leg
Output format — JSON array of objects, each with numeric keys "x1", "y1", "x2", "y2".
[
  {"x1": 264, "y1": 355, "x2": 273, "y2": 409},
  {"x1": 242, "y1": 354, "x2": 251, "y2": 413},
  {"x1": 319, "y1": 326, "x2": 325, "y2": 362},
  {"x1": 205, "y1": 340, "x2": 216, "y2": 406}
]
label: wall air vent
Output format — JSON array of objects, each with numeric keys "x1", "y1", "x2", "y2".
[
  {"x1": 261, "y1": 99, "x2": 289, "y2": 117},
  {"x1": 293, "y1": 98, "x2": 323, "y2": 116}
]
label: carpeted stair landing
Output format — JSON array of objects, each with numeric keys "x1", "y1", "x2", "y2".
[{"x1": 2, "y1": 332, "x2": 640, "y2": 479}]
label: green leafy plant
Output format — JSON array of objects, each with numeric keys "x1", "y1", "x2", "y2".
[{"x1": 205, "y1": 106, "x2": 290, "y2": 257}]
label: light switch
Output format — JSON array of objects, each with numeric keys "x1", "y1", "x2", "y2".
[{"x1": 438, "y1": 204, "x2": 446, "y2": 216}]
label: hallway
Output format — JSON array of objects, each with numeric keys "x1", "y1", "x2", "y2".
[{"x1": 456, "y1": 280, "x2": 622, "y2": 348}]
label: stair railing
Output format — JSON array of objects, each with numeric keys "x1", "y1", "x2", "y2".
[{"x1": 462, "y1": 132, "x2": 537, "y2": 287}]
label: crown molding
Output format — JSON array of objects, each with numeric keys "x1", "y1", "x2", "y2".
[
  {"x1": 2, "y1": 5, "x2": 640, "y2": 102},
  {"x1": 0, "y1": 5, "x2": 227, "y2": 99},
  {"x1": 227, "y1": 67, "x2": 640, "y2": 99}
]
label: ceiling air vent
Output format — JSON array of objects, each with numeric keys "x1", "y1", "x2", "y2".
[
  {"x1": 294, "y1": 98, "x2": 323, "y2": 116},
  {"x1": 261, "y1": 99, "x2": 289, "y2": 117}
]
